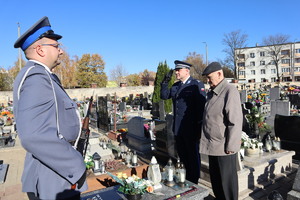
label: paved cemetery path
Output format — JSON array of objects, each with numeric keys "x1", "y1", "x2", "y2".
[{"x1": 0, "y1": 136, "x2": 28, "y2": 200}]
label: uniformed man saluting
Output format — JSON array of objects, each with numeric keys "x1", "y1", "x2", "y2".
[
  {"x1": 160, "y1": 60, "x2": 206, "y2": 184},
  {"x1": 13, "y1": 16, "x2": 87, "y2": 200}
]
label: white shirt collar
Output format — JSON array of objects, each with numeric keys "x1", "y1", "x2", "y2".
[{"x1": 182, "y1": 76, "x2": 190, "y2": 84}]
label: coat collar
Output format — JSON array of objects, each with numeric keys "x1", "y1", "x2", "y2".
[{"x1": 210, "y1": 79, "x2": 227, "y2": 95}]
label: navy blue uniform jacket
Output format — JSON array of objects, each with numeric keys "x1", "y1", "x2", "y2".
[{"x1": 161, "y1": 76, "x2": 206, "y2": 139}]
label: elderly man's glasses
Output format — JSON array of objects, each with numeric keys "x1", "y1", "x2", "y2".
[{"x1": 41, "y1": 43, "x2": 62, "y2": 49}]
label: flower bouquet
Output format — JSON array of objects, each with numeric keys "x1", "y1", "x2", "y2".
[
  {"x1": 107, "y1": 172, "x2": 154, "y2": 199},
  {"x1": 241, "y1": 132, "x2": 263, "y2": 150}
]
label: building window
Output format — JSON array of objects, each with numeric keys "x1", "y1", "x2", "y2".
[
  {"x1": 295, "y1": 58, "x2": 300, "y2": 63},
  {"x1": 282, "y1": 59, "x2": 290, "y2": 64},
  {"x1": 260, "y1": 61, "x2": 265, "y2": 65},
  {"x1": 250, "y1": 53, "x2": 255, "y2": 58},
  {"x1": 296, "y1": 49, "x2": 300, "y2": 53},
  {"x1": 269, "y1": 51, "x2": 275, "y2": 55},
  {"x1": 238, "y1": 62, "x2": 245, "y2": 67},
  {"x1": 251, "y1": 70, "x2": 256, "y2": 75},
  {"x1": 271, "y1": 77, "x2": 276, "y2": 82},
  {"x1": 260, "y1": 51, "x2": 265, "y2": 57},
  {"x1": 281, "y1": 50, "x2": 290, "y2": 55},
  {"x1": 269, "y1": 60, "x2": 275, "y2": 65},
  {"x1": 261, "y1": 69, "x2": 266, "y2": 74},
  {"x1": 271, "y1": 69, "x2": 276, "y2": 74},
  {"x1": 294, "y1": 67, "x2": 300, "y2": 72},
  {"x1": 261, "y1": 78, "x2": 266, "y2": 82},
  {"x1": 250, "y1": 61, "x2": 255, "y2": 66},
  {"x1": 238, "y1": 54, "x2": 245, "y2": 59},
  {"x1": 239, "y1": 71, "x2": 245, "y2": 76},
  {"x1": 282, "y1": 68, "x2": 290, "y2": 72}
]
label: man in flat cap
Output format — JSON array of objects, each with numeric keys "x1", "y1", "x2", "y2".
[
  {"x1": 13, "y1": 16, "x2": 87, "y2": 200},
  {"x1": 200, "y1": 62, "x2": 242, "y2": 200},
  {"x1": 161, "y1": 60, "x2": 206, "y2": 184}
]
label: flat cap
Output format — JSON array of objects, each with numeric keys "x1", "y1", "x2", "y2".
[
  {"x1": 14, "y1": 16, "x2": 62, "y2": 51},
  {"x1": 202, "y1": 62, "x2": 222, "y2": 75},
  {"x1": 174, "y1": 60, "x2": 192, "y2": 69}
]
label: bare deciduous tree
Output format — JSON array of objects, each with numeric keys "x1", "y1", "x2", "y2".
[
  {"x1": 262, "y1": 34, "x2": 290, "y2": 82},
  {"x1": 110, "y1": 64, "x2": 128, "y2": 87},
  {"x1": 185, "y1": 52, "x2": 206, "y2": 82},
  {"x1": 222, "y1": 30, "x2": 248, "y2": 79}
]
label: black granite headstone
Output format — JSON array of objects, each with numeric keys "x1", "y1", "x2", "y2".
[
  {"x1": 119, "y1": 102, "x2": 126, "y2": 112},
  {"x1": 97, "y1": 96, "x2": 109, "y2": 131},
  {"x1": 274, "y1": 114, "x2": 300, "y2": 159}
]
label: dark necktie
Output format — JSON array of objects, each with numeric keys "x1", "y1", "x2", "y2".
[{"x1": 178, "y1": 82, "x2": 183, "y2": 89}]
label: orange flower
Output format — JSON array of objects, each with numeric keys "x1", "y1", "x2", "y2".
[
  {"x1": 146, "y1": 186, "x2": 154, "y2": 193},
  {"x1": 1, "y1": 111, "x2": 10, "y2": 116}
]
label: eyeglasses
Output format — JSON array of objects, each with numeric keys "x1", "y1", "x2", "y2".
[{"x1": 41, "y1": 43, "x2": 62, "y2": 49}]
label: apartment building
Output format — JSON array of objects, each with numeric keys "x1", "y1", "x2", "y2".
[{"x1": 235, "y1": 42, "x2": 300, "y2": 83}]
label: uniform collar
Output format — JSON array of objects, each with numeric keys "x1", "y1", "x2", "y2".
[{"x1": 29, "y1": 60, "x2": 52, "y2": 74}]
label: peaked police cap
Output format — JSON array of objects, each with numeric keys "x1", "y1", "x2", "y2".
[{"x1": 14, "y1": 16, "x2": 62, "y2": 51}]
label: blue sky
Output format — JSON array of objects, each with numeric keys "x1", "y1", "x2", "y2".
[{"x1": 1, "y1": 0, "x2": 300, "y2": 78}]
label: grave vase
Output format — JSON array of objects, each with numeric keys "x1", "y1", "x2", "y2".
[
  {"x1": 126, "y1": 193, "x2": 142, "y2": 200},
  {"x1": 245, "y1": 148, "x2": 259, "y2": 157}
]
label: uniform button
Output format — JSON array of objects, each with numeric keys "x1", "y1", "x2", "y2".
[{"x1": 68, "y1": 175, "x2": 73, "y2": 178}]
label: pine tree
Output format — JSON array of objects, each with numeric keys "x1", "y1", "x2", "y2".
[{"x1": 152, "y1": 61, "x2": 174, "y2": 114}]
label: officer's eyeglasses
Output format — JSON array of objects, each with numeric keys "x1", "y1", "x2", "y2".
[{"x1": 41, "y1": 43, "x2": 62, "y2": 49}]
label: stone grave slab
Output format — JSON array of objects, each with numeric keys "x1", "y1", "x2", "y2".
[
  {"x1": 86, "y1": 137, "x2": 114, "y2": 161},
  {"x1": 81, "y1": 180, "x2": 209, "y2": 200}
]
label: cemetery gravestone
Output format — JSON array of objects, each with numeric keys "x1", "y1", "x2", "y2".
[
  {"x1": 165, "y1": 114, "x2": 176, "y2": 158},
  {"x1": 159, "y1": 100, "x2": 165, "y2": 121},
  {"x1": 119, "y1": 102, "x2": 126, "y2": 112},
  {"x1": 151, "y1": 102, "x2": 160, "y2": 120},
  {"x1": 271, "y1": 100, "x2": 290, "y2": 117},
  {"x1": 288, "y1": 94, "x2": 300, "y2": 109},
  {"x1": 97, "y1": 96, "x2": 109, "y2": 131},
  {"x1": 240, "y1": 90, "x2": 247, "y2": 103},
  {"x1": 126, "y1": 116, "x2": 152, "y2": 152},
  {"x1": 270, "y1": 87, "x2": 280, "y2": 101},
  {"x1": 274, "y1": 114, "x2": 300, "y2": 159}
]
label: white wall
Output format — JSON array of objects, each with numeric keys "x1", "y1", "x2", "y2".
[{"x1": 0, "y1": 86, "x2": 154, "y2": 105}]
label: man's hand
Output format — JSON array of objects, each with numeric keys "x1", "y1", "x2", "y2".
[
  {"x1": 225, "y1": 150, "x2": 235, "y2": 154},
  {"x1": 77, "y1": 171, "x2": 86, "y2": 189},
  {"x1": 162, "y1": 69, "x2": 174, "y2": 83}
]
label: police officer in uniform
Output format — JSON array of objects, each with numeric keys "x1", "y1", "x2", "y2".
[
  {"x1": 161, "y1": 60, "x2": 206, "y2": 184},
  {"x1": 13, "y1": 16, "x2": 87, "y2": 200}
]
